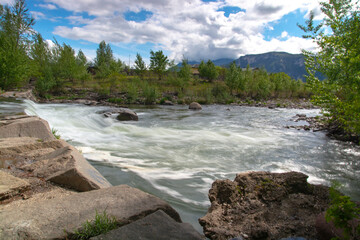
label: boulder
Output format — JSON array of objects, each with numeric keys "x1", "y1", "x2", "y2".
[
  {"x1": 0, "y1": 116, "x2": 55, "y2": 141},
  {"x1": 98, "y1": 108, "x2": 138, "y2": 121},
  {"x1": 0, "y1": 171, "x2": 30, "y2": 201},
  {"x1": 91, "y1": 210, "x2": 203, "y2": 240},
  {"x1": 1, "y1": 137, "x2": 111, "y2": 192},
  {"x1": 0, "y1": 185, "x2": 182, "y2": 239},
  {"x1": 199, "y1": 171, "x2": 330, "y2": 240},
  {"x1": 116, "y1": 109, "x2": 138, "y2": 121},
  {"x1": 0, "y1": 90, "x2": 37, "y2": 102},
  {"x1": 189, "y1": 102, "x2": 202, "y2": 110}
]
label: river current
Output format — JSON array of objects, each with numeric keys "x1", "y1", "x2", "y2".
[{"x1": 2, "y1": 99, "x2": 360, "y2": 232}]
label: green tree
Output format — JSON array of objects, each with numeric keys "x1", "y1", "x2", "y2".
[
  {"x1": 30, "y1": 33, "x2": 55, "y2": 97},
  {"x1": 225, "y1": 62, "x2": 239, "y2": 95},
  {"x1": 0, "y1": 0, "x2": 35, "y2": 90},
  {"x1": 134, "y1": 53, "x2": 147, "y2": 79},
  {"x1": 299, "y1": 0, "x2": 360, "y2": 137},
  {"x1": 178, "y1": 59, "x2": 191, "y2": 83},
  {"x1": 94, "y1": 40, "x2": 115, "y2": 78},
  {"x1": 198, "y1": 60, "x2": 218, "y2": 82},
  {"x1": 149, "y1": 50, "x2": 169, "y2": 80}
]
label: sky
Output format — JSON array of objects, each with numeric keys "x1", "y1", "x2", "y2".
[{"x1": 1, "y1": 0, "x2": 327, "y2": 65}]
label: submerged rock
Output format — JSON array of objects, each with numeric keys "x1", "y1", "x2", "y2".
[
  {"x1": 189, "y1": 102, "x2": 202, "y2": 110},
  {"x1": 99, "y1": 108, "x2": 138, "y2": 121},
  {"x1": 199, "y1": 171, "x2": 330, "y2": 240}
]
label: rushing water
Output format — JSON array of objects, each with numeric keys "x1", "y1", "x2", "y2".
[{"x1": 2, "y1": 99, "x2": 360, "y2": 232}]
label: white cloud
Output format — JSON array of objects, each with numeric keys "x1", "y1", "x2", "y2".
[
  {"x1": 38, "y1": 3, "x2": 57, "y2": 10},
  {"x1": 45, "y1": 0, "x2": 321, "y2": 61},
  {"x1": 30, "y1": 11, "x2": 46, "y2": 20},
  {"x1": 281, "y1": 31, "x2": 289, "y2": 39}
]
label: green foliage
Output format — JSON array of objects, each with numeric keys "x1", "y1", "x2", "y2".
[
  {"x1": 150, "y1": 50, "x2": 169, "y2": 80},
  {"x1": 0, "y1": 0, "x2": 34, "y2": 90},
  {"x1": 198, "y1": 60, "x2": 219, "y2": 82},
  {"x1": 326, "y1": 182, "x2": 360, "y2": 240},
  {"x1": 225, "y1": 62, "x2": 240, "y2": 95},
  {"x1": 178, "y1": 59, "x2": 192, "y2": 84},
  {"x1": 72, "y1": 210, "x2": 117, "y2": 240},
  {"x1": 142, "y1": 82, "x2": 158, "y2": 105},
  {"x1": 134, "y1": 53, "x2": 147, "y2": 79},
  {"x1": 299, "y1": 0, "x2": 360, "y2": 137},
  {"x1": 94, "y1": 41, "x2": 123, "y2": 78}
]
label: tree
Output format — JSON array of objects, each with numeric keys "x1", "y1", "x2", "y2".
[
  {"x1": 134, "y1": 53, "x2": 147, "y2": 79},
  {"x1": 30, "y1": 33, "x2": 55, "y2": 96},
  {"x1": 76, "y1": 50, "x2": 87, "y2": 67},
  {"x1": 225, "y1": 62, "x2": 239, "y2": 95},
  {"x1": 149, "y1": 50, "x2": 169, "y2": 80},
  {"x1": 0, "y1": 0, "x2": 35, "y2": 90},
  {"x1": 178, "y1": 58, "x2": 191, "y2": 83},
  {"x1": 94, "y1": 40, "x2": 115, "y2": 78},
  {"x1": 299, "y1": 0, "x2": 360, "y2": 137},
  {"x1": 198, "y1": 60, "x2": 218, "y2": 82}
]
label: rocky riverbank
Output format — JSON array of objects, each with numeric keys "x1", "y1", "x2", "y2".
[
  {"x1": 199, "y1": 172, "x2": 332, "y2": 240},
  {"x1": 0, "y1": 115, "x2": 203, "y2": 239}
]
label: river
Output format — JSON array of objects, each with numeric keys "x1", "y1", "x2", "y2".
[{"x1": 2, "y1": 99, "x2": 360, "y2": 232}]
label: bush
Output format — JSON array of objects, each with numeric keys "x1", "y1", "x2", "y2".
[
  {"x1": 326, "y1": 182, "x2": 360, "y2": 240},
  {"x1": 142, "y1": 83, "x2": 158, "y2": 105}
]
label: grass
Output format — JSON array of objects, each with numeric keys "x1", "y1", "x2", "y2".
[
  {"x1": 71, "y1": 210, "x2": 118, "y2": 240},
  {"x1": 51, "y1": 127, "x2": 61, "y2": 139}
]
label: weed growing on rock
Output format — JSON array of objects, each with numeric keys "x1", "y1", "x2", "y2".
[
  {"x1": 51, "y1": 128, "x2": 60, "y2": 139},
  {"x1": 72, "y1": 210, "x2": 117, "y2": 240}
]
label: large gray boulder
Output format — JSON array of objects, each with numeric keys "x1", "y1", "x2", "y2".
[
  {"x1": 0, "y1": 137, "x2": 111, "y2": 192},
  {"x1": 0, "y1": 185, "x2": 182, "y2": 239},
  {"x1": 91, "y1": 210, "x2": 203, "y2": 240},
  {"x1": 0, "y1": 116, "x2": 55, "y2": 140}
]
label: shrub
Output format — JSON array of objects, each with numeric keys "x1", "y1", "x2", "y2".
[{"x1": 326, "y1": 182, "x2": 360, "y2": 240}]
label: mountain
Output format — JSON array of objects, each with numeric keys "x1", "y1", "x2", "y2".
[
  {"x1": 181, "y1": 52, "x2": 310, "y2": 81},
  {"x1": 235, "y1": 52, "x2": 307, "y2": 80}
]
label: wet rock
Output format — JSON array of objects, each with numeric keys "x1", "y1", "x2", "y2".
[
  {"x1": 117, "y1": 109, "x2": 138, "y2": 121},
  {"x1": 91, "y1": 210, "x2": 203, "y2": 240},
  {"x1": 98, "y1": 108, "x2": 138, "y2": 121},
  {"x1": 0, "y1": 116, "x2": 55, "y2": 141},
  {"x1": 162, "y1": 100, "x2": 174, "y2": 106},
  {"x1": 199, "y1": 171, "x2": 330, "y2": 240},
  {"x1": 0, "y1": 185, "x2": 182, "y2": 239},
  {"x1": 189, "y1": 102, "x2": 202, "y2": 110}
]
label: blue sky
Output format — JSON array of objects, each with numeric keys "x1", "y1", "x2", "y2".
[{"x1": 1, "y1": 0, "x2": 326, "y2": 65}]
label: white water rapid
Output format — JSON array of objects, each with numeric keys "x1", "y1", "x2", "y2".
[{"x1": 5, "y1": 100, "x2": 360, "y2": 232}]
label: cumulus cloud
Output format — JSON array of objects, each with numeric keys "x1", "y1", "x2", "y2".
[
  {"x1": 44, "y1": 0, "x2": 321, "y2": 61},
  {"x1": 0, "y1": 0, "x2": 13, "y2": 5}
]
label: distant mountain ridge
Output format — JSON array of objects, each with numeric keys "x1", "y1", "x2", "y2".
[{"x1": 183, "y1": 52, "x2": 308, "y2": 81}]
